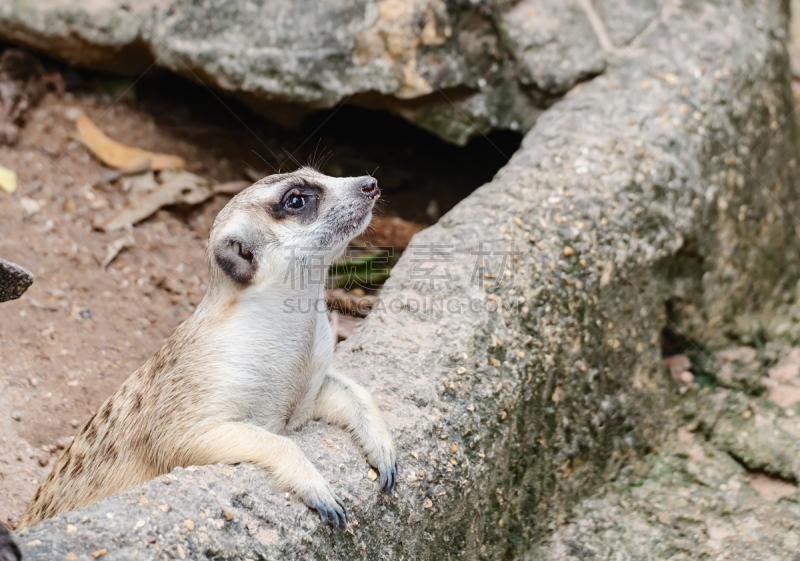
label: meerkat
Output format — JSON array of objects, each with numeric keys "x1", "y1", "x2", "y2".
[{"x1": 19, "y1": 168, "x2": 397, "y2": 530}]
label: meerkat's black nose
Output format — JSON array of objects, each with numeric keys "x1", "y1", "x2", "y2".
[{"x1": 361, "y1": 177, "x2": 380, "y2": 200}]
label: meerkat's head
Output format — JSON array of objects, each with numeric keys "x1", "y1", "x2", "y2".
[{"x1": 208, "y1": 167, "x2": 380, "y2": 289}]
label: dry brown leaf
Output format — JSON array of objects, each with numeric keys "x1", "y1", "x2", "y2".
[
  {"x1": 101, "y1": 227, "x2": 135, "y2": 270},
  {"x1": 329, "y1": 310, "x2": 359, "y2": 342},
  {"x1": 94, "y1": 172, "x2": 244, "y2": 232},
  {"x1": 75, "y1": 113, "x2": 185, "y2": 170},
  {"x1": 94, "y1": 159, "x2": 153, "y2": 187},
  {"x1": 361, "y1": 215, "x2": 426, "y2": 249},
  {"x1": 327, "y1": 288, "x2": 378, "y2": 317},
  {"x1": 213, "y1": 180, "x2": 250, "y2": 195},
  {"x1": 0, "y1": 165, "x2": 16, "y2": 194}
]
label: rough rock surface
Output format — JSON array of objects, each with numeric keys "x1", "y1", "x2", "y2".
[
  {"x1": 536, "y1": 345, "x2": 800, "y2": 560},
  {"x1": 0, "y1": 0, "x2": 669, "y2": 144},
  {"x1": 12, "y1": 0, "x2": 800, "y2": 559},
  {"x1": 0, "y1": 258, "x2": 33, "y2": 302},
  {"x1": 0, "y1": 524, "x2": 20, "y2": 561}
]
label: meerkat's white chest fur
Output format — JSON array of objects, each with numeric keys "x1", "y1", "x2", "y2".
[{"x1": 212, "y1": 284, "x2": 335, "y2": 434}]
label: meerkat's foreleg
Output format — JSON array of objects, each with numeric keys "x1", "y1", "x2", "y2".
[
  {"x1": 313, "y1": 370, "x2": 398, "y2": 492},
  {"x1": 188, "y1": 422, "x2": 347, "y2": 528}
]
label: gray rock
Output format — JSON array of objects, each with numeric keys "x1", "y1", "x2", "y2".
[
  {"x1": 0, "y1": 0, "x2": 668, "y2": 144},
  {"x1": 0, "y1": 524, "x2": 20, "y2": 561},
  {"x1": 13, "y1": 0, "x2": 800, "y2": 559},
  {"x1": 537, "y1": 369, "x2": 800, "y2": 560},
  {"x1": 0, "y1": 258, "x2": 32, "y2": 302},
  {"x1": 711, "y1": 392, "x2": 800, "y2": 482},
  {"x1": 535, "y1": 435, "x2": 800, "y2": 560}
]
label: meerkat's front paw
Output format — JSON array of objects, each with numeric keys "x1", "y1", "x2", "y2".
[{"x1": 299, "y1": 476, "x2": 348, "y2": 530}]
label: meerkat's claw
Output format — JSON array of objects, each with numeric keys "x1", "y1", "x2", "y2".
[
  {"x1": 376, "y1": 459, "x2": 399, "y2": 494},
  {"x1": 315, "y1": 498, "x2": 348, "y2": 530}
]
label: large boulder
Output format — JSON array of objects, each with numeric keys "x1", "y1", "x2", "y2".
[
  {"x1": 13, "y1": 0, "x2": 800, "y2": 559},
  {"x1": 1, "y1": 0, "x2": 668, "y2": 144}
]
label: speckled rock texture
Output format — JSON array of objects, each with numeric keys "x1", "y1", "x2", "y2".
[
  {"x1": 0, "y1": 258, "x2": 33, "y2": 302},
  {"x1": 0, "y1": 0, "x2": 665, "y2": 144},
  {"x1": 535, "y1": 426, "x2": 800, "y2": 560},
  {"x1": 536, "y1": 343, "x2": 800, "y2": 560},
  {"x1": 13, "y1": 0, "x2": 800, "y2": 559}
]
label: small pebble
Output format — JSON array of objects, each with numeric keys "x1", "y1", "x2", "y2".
[
  {"x1": 185, "y1": 520, "x2": 195, "y2": 531},
  {"x1": 71, "y1": 419, "x2": 80, "y2": 428},
  {"x1": 92, "y1": 549, "x2": 107, "y2": 558},
  {"x1": 11, "y1": 410, "x2": 23, "y2": 421}
]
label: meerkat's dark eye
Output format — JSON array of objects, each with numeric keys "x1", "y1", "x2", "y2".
[
  {"x1": 285, "y1": 192, "x2": 306, "y2": 210},
  {"x1": 274, "y1": 183, "x2": 321, "y2": 221}
]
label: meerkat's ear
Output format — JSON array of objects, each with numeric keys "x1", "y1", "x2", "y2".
[{"x1": 214, "y1": 234, "x2": 258, "y2": 284}]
